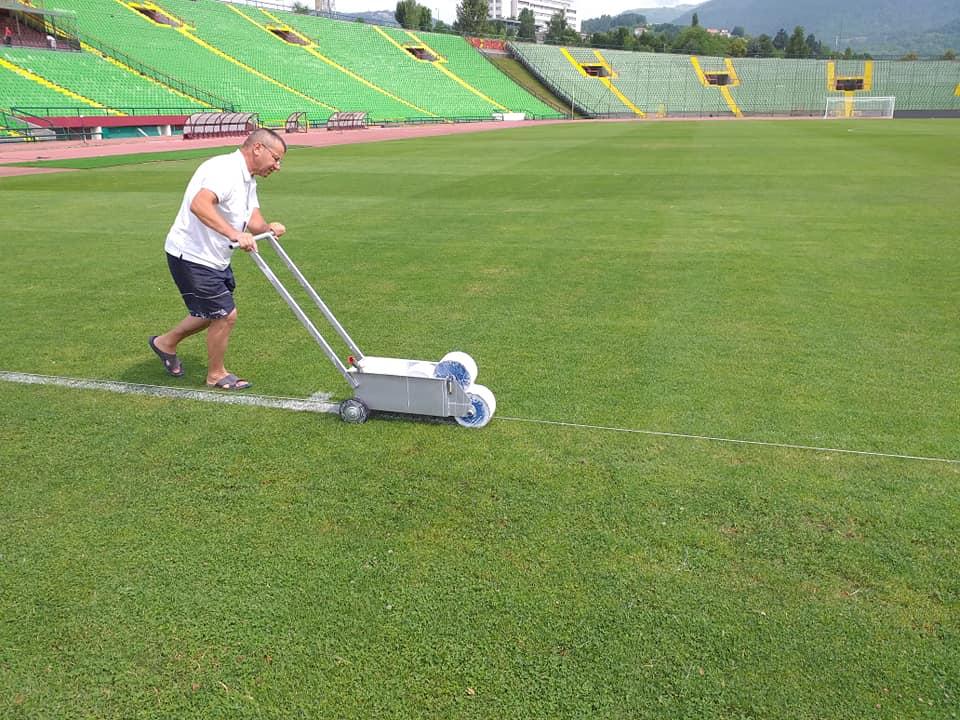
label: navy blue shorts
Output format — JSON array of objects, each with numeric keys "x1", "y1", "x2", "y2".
[{"x1": 166, "y1": 253, "x2": 236, "y2": 320}]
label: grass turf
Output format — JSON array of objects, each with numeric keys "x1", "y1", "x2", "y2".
[{"x1": 1, "y1": 120, "x2": 958, "y2": 718}]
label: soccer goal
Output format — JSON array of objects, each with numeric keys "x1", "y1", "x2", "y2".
[{"x1": 824, "y1": 96, "x2": 896, "y2": 119}]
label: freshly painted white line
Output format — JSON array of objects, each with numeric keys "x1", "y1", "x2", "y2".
[
  {"x1": 3, "y1": 371, "x2": 957, "y2": 465},
  {"x1": 0, "y1": 371, "x2": 339, "y2": 414},
  {"x1": 498, "y1": 416, "x2": 960, "y2": 465}
]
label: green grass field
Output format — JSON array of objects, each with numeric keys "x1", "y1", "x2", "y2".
[{"x1": 1, "y1": 120, "x2": 958, "y2": 719}]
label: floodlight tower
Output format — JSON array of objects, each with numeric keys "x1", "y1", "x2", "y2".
[{"x1": 315, "y1": 0, "x2": 334, "y2": 12}]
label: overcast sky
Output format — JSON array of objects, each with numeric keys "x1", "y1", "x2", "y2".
[{"x1": 329, "y1": 0, "x2": 690, "y2": 26}]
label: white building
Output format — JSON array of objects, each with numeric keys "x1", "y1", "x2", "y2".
[{"x1": 488, "y1": 0, "x2": 577, "y2": 32}]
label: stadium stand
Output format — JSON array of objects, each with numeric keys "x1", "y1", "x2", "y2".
[
  {"x1": 271, "y1": 12, "x2": 451, "y2": 120},
  {"x1": 600, "y1": 49, "x2": 728, "y2": 116},
  {"x1": 159, "y1": 0, "x2": 423, "y2": 122},
  {"x1": 372, "y1": 25, "x2": 507, "y2": 117},
  {"x1": 2, "y1": 0, "x2": 957, "y2": 132},
  {"x1": 509, "y1": 43, "x2": 613, "y2": 116},
  {"x1": 870, "y1": 60, "x2": 960, "y2": 111},
  {"x1": 273, "y1": 11, "x2": 557, "y2": 119},
  {"x1": 47, "y1": 0, "x2": 333, "y2": 124},
  {"x1": 0, "y1": 51, "x2": 108, "y2": 115},
  {"x1": 409, "y1": 30, "x2": 561, "y2": 118},
  {"x1": 513, "y1": 44, "x2": 960, "y2": 118},
  {"x1": 511, "y1": 44, "x2": 730, "y2": 117},
  {"x1": 1, "y1": 45, "x2": 205, "y2": 115},
  {"x1": 727, "y1": 58, "x2": 830, "y2": 116}
]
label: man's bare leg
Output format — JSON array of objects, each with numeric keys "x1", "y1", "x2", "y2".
[
  {"x1": 154, "y1": 315, "x2": 211, "y2": 355},
  {"x1": 205, "y1": 309, "x2": 238, "y2": 384}
]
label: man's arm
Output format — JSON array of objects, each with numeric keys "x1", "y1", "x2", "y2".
[
  {"x1": 189, "y1": 189, "x2": 257, "y2": 250},
  {"x1": 246, "y1": 208, "x2": 286, "y2": 239}
]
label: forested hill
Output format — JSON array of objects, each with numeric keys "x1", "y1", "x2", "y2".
[
  {"x1": 581, "y1": 4, "x2": 698, "y2": 31},
  {"x1": 670, "y1": 0, "x2": 960, "y2": 50}
]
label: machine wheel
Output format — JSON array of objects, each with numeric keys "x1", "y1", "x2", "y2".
[
  {"x1": 434, "y1": 351, "x2": 478, "y2": 388},
  {"x1": 455, "y1": 385, "x2": 496, "y2": 429},
  {"x1": 339, "y1": 398, "x2": 369, "y2": 424}
]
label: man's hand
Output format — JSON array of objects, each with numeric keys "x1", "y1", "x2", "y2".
[
  {"x1": 268, "y1": 222, "x2": 286, "y2": 238},
  {"x1": 232, "y1": 231, "x2": 257, "y2": 253}
]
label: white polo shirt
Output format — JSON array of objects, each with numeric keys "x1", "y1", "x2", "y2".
[{"x1": 165, "y1": 149, "x2": 259, "y2": 270}]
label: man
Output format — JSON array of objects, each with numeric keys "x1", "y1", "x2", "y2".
[
  {"x1": 149, "y1": 128, "x2": 286, "y2": 390},
  {"x1": 4, "y1": 25, "x2": 13, "y2": 47}
]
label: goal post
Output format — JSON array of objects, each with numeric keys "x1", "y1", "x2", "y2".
[{"x1": 824, "y1": 96, "x2": 896, "y2": 119}]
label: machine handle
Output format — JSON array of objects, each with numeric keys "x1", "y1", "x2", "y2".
[
  {"x1": 229, "y1": 231, "x2": 275, "y2": 250},
  {"x1": 229, "y1": 231, "x2": 361, "y2": 388}
]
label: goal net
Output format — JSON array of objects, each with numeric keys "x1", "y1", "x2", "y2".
[{"x1": 824, "y1": 96, "x2": 896, "y2": 119}]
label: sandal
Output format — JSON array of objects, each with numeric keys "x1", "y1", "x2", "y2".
[
  {"x1": 149, "y1": 336, "x2": 184, "y2": 377},
  {"x1": 206, "y1": 373, "x2": 253, "y2": 391}
]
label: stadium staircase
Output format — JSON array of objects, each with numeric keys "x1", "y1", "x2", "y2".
[
  {"x1": 690, "y1": 56, "x2": 742, "y2": 117},
  {"x1": 0, "y1": 107, "x2": 39, "y2": 141},
  {"x1": 564, "y1": 47, "x2": 645, "y2": 116}
]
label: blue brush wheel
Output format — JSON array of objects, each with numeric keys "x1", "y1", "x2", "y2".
[
  {"x1": 434, "y1": 351, "x2": 477, "y2": 388},
  {"x1": 455, "y1": 385, "x2": 496, "y2": 429}
]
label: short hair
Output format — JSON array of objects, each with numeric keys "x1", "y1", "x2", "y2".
[{"x1": 243, "y1": 128, "x2": 287, "y2": 153}]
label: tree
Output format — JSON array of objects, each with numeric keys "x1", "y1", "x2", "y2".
[
  {"x1": 691, "y1": 12, "x2": 699, "y2": 27},
  {"x1": 785, "y1": 25, "x2": 806, "y2": 57},
  {"x1": 748, "y1": 33, "x2": 775, "y2": 57},
  {"x1": 731, "y1": 25, "x2": 745, "y2": 37},
  {"x1": 773, "y1": 28, "x2": 788, "y2": 50},
  {"x1": 805, "y1": 33, "x2": 821, "y2": 58},
  {"x1": 292, "y1": 1, "x2": 310, "y2": 14},
  {"x1": 582, "y1": 12, "x2": 646, "y2": 34},
  {"x1": 615, "y1": 25, "x2": 637, "y2": 50},
  {"x1": 672, "y1": 25, "x2": 725, "y2": 56},
  {"x1": 544, "y1": 11, "x2": 564, "y2": 44},
  {"x1": 518, "y1": 7, "x2": 535, "y2": 41},
  {"x1": 544, "y1": 11, "x2": 578, "y2": 45},
  {"x1": 418, "y1": 6, "x2": 432, "y2": 30},
  {"x1": 729, "y1": 36, "x2": 748, "y2": 57},
  {"x1": 454, "y1": 0, "x2": 488, "y2": 35},
  {"x1": 900, "y1": 51, "x2": 919, "y2": 60},
  {"x1": 395, "y1": 0, "x2": 421, "y2": 29},
  {"x1": 943, "y1": 49, "x2": 957, "y2": 60}
]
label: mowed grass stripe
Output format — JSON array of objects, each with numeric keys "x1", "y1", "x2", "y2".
[{"x1": 1, "y1": 120, "x2": 958, "y2": 718}]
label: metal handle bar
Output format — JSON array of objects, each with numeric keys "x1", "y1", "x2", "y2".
[{"x1": 232, "y1": 232, "x2": 362, "y2": 388}]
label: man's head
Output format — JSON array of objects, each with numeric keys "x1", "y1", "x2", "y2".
[{"x1": 242, "y1": 128, "x2": 287, "y2": 178}]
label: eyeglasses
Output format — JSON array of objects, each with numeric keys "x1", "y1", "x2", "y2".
[{"x1": 260, "y1": 143, "x2": 283, "y2": 165}]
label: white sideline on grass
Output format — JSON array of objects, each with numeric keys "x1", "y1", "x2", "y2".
[
  {"x1": 0, "y1": 371, "x2": 338, "y2": 414},
  {"x1": 1, "y1": 371, "x2": 957, "y2": 466},
  {"x1": 497, "y1": 416, "x2": 960, "y2": 465}
]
